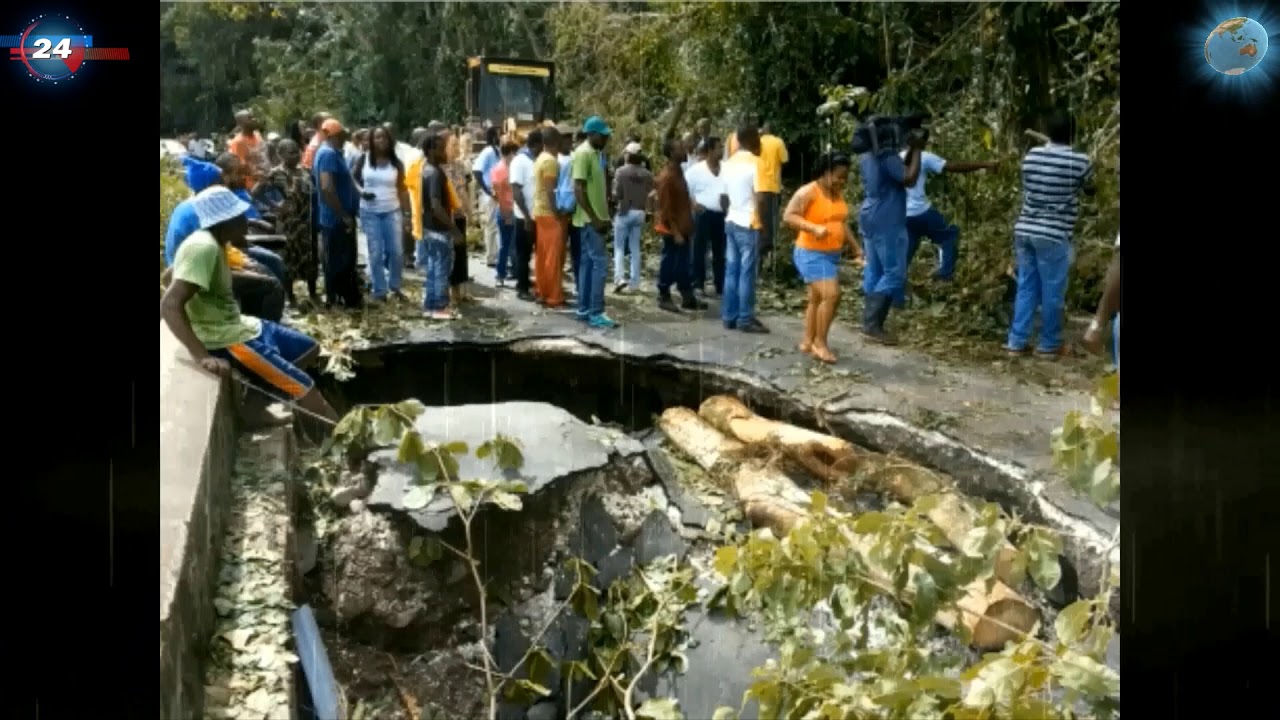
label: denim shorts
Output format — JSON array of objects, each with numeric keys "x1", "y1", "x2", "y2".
[{"x1": 793, "y1": 247, "x2": 841, "y2": 283}]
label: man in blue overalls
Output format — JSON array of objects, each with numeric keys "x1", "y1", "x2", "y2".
[{"x1": 857, "y1": 124, "x2": 923, "y2": 344}]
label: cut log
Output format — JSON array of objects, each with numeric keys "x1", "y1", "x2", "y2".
[
  {"x1": 658, "y1": 407, "x2": 1038, "y2": 650},
  {"x1": 656, "y1": 407, "x2": 745, "y2": 476},
  {"x1": 698, "y1": 395, "x2": 859, "y2": 484},
  {"x1": 698, "y1": 395, "x2": 1020, "y2": 587}
]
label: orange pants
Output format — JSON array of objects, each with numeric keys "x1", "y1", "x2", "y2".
[{"x1": 534, "y1": 215, "x2": 566, "y2": 306}]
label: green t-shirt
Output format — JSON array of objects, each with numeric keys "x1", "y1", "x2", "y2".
[
  {"x1": 571, "y1": 141, "x2": 608, "y2": 228},
  {"x1": 171, "y1": 231, "x2": 262, "y2": 350}
]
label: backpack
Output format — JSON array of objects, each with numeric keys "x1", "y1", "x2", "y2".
[{"x1": 555, "y1": 157, "x2": 577, "y2": 214}]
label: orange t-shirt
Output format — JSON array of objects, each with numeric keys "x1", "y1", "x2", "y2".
[
  {"x1": 228, "y1": 132, "x2": 266, "y2": 190},
  {"x1": 793, "y1": 182, "x2": 848, "y2": 252}
]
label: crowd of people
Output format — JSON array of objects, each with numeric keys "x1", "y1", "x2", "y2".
[{"x1": 162, "y1": 105, "x2": 1119, "y2": 426}]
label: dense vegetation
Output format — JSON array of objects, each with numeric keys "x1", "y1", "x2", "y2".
[{"x1": 159, "y1": 0, "x2": 1119, "y2": 355}]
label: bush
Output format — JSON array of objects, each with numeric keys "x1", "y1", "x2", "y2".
[{"x1": 160, "y1": 159, "x2": 188, "y2": 271}]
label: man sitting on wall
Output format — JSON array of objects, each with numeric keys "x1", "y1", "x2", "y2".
[
  {"x1": 161, "y1": 186, "x2": 340, "y2": 434},
  {"x1": 164, "y1": 156, "x2": 287, "y2": 322}
]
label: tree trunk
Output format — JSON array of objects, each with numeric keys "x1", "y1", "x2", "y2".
[
  {"x1": 697, "y1": 395, "x2": 1020, "y2": 586},
  {"x1": 658, "y1": 406, "x2": 1038, "y2": 651}
]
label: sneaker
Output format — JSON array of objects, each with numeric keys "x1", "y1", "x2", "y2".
[
  {"x1": 1035, "y1": 345, "x2": 1074, "y2": 360},
  {"x1": 658, "y1": 297, "x2": 681, "y2": 313},
  {"x1": 517, "y1": 291, "x2": 536, "y2": 302},
  {"x1": 614, "y1": 281, "x2": 628, "y2": 294},
  {"x1": 681, "y1": 296, "x2": 708, "y2": 311},
  {"x1": 425, "y1": 309, "x2": 456, "y2": 321},
  {"x1": 739, "y1": 319, "x2": 770, "y2": 334},
  {"x1": 1005, "y1": 346, "x2": 1031, "y2": 357},
  {"x1": 723, "y1": 320, "x2": 737, "y2": 330},
  {"x1": 391, "y1": 290, "x2": 408, "y2": 302},
  {"x1": 588, "y1": 313, "x2": 618, "y2": 329}
]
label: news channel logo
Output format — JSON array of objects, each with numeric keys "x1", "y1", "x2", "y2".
[{"x1": 6, "y1": 13, "x2": 129, "y2": 84}]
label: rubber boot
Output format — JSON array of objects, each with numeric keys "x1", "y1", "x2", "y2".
[{"x1": 861, "y1": 293, "x2": 897, "y2": 345}]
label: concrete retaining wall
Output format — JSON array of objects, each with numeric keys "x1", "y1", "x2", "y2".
[{"x1": 159, "y1": 322, "x2": 238, "y2": 719}]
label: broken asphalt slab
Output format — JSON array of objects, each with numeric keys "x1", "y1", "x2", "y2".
[{"x1": 365, "y1": 401, "x2": 646, "y2": 531}]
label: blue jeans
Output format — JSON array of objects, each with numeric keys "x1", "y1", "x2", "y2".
[
  {"x1": 1112, "y1": 313, "x2": 1120, "y2": 369},
  {"x1": 495, "y1": 217, "x2": 515, "y2": 281},
  {"x1": 613, "y1": 209, "x2": 644, "y2": 286},
  {"x1": 245, "y1": 246, "x2": 286, "y2": 285},
  {"x1": 417, "y1": 231, "x2": 453, "y2": 311},
  {"x1": 657, "y1": 234, "x2": 692, "y2": 297},
  {"x1": 1006, "y1": 234, "x2": 1073, "y2": 352},
  {"x1": 861, "y1": 224, "x2": 909, "y2": 297},
  {"x1": 722, "y1": 222, "x2": 759, "y2": 325},
  {"x1": 361, "y1": 209, "x2": 404, "y2": 298},
  {"x1": 576, "y1": 224, "x2": 608, "y2": 319},
  {"x1": 568, "y1": 224, "x2": 582, "y2": 285}
]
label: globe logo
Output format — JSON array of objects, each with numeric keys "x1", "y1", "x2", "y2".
[
  {"x1": 17, "y1": 15, "x2": 86, "y2": 82},
  {"x1": 1203, "y1": 17, "x2": 1269, "y2": 75}
]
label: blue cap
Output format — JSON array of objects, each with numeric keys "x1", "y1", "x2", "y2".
[{"x1": 582, "y1": 116, "x2": 612, "y2": 137}]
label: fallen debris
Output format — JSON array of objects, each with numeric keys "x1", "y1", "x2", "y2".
[
  {"x1": 698, "y1": 395, "x2": 1022, "y2": 586},
  {"x1": 658, "y1": 404, "x2": 1039, "y2": 650}
]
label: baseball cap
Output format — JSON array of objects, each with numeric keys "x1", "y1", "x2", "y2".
[
  {"x1": 582, "y1": 116, "x2": 612, "y2": 137},
  {"x1": 320, "y1": 118, "x2": 345, "y2": 136},
  {"x1": 191, "y1": 186, "x2": 252, "y2": 230},
  {"x1": 624, "y1": 142, "x2": 643, "y2": 155}
]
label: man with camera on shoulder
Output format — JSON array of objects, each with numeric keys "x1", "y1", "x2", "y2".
[{"x1": 856, "y1": 117, "x2": 923, "y2": 345}]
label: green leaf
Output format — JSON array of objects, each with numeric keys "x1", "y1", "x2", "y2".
[
  {"x1": 442, "y1": 440, "x2": 469, "y2": 455},
  {"x1": 1051, "y1": 651, "x2": 1120, "y2": 699},
  {"x1": 854, "y1": 512, "x2": 889, "y2": 534},
  {"x1": 959, "y1": 526, "x2": 1002, "y2": 559},
  {"x1": 372, "y1": 409, "x2": 401, "y2": 446},
  {"x1": 962, "y1": 657, "x2": 1024, "y2": 709},
  {"x1": 910, "y1": 570, "x2": 939, "y2": 626},
  {"x1": 448, "y1": 483, "x2": 474, "y2": 513},
  {"x1": 810, "y1": 491, "x2": 828, "y2": 514},
  {"x1": 713, "y1": 546, "x2": 739, "y2": 578},
  {"x1": 1054, "y1": 600, "x2": 1093, "y2": 646},
  {"x1": 1030, "y1": 551, "x2": 1062, "y2": 591},
  {"x1": 488, "y1": 490, "x2": 523, "y2": 512},
  {"x1": 711, "y1": 707, "x2": 738, "y2": 720},
  {"x1": 565, "y1": 660, "x2": 597, "y2": 681},
  {"x1": 914, "y1": 675, "x2": 962, "y2": 699},
  {"x1": 636, "y1": 698, "x2": 683, "y2": 720},
  {"x1": 402, "y1": 486, "x2": 432, "y2": 510},
  {"x1": 527, "y1": 649, "x2": 555, "y2": 687},
  {"x1": 408, "y1": 536, "x2": 423, "y2": 558},
  {"x1": 915, "y1": 493, "x2": 942, "y2": 514},
  {"x1": 392, "y1": 399, "x2": 426, "y2": 420}
]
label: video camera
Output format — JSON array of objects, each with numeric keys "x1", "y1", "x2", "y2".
[{"x1": 850, "y1": 112, "x2": 931, "y2": 156}]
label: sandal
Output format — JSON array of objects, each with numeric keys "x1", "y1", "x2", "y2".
[{"x1": 811, "y1": 346, "x2": 838, "y2": 364}]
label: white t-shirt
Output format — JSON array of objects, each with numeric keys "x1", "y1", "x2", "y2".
[
  {"x1": 722, "y1": 151, "x2": 760, "y2": 228},
  {"x1": 509, "y1": 151, "x2": 536, "y2": 220},
  {"x1": 900, "y1": 150, "x2": 947, "y2": 217},
  {"x1": 361, "y1": 161, "x2": 401, "y2": 214},
  {"x1": 684, "y1": 160, "x2": 727, "y2": 212}
]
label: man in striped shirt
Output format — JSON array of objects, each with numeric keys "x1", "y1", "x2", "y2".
[{"x1": 1006, "y1": 111, "x2": 1095, "y2": 358}]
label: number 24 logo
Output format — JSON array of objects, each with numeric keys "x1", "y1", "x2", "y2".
[{"x1": 31, "y1": 38, "x2": 73, "y2": 60}]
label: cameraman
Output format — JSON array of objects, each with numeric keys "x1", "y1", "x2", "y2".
[{"x1": 857, "y1": 123, "x2": 922, "y2": 344}]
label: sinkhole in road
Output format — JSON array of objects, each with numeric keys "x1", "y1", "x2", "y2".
[{"x1": 289, "y1": 338, "x2": 1104, "y2": 720}]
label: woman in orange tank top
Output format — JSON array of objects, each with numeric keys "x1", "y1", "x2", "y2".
[{"x1": 783, "y1": 154, "x2": 861, "y2": 364}]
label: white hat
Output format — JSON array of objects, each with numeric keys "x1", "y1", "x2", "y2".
[
  {"x1": 624, "y1": 142, "x2": 643, "y2": 155},
  {"x1": 191, "y1": 186, "x2": 251, "y2": 230}
]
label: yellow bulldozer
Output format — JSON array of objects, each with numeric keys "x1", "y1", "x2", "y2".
[{"x1": 465, "y1": 56, "x2": 557, "y2": 151}]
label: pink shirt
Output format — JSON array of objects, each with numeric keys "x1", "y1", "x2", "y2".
[{"x1": 489, "y1": 160, "x2": 514, "y2": 215}]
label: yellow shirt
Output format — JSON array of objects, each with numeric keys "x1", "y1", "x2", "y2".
[
  {"x1": 532, "y1": 152, "x2": 560, "y2": 218},
  {"x1": 225, "y1": 245, "x2": 249, "y2": 270},
  {"x1": 405, "y1": 155, "x2": 426, "y2": 240},
  {"x1": 756, "y1": 134, "x2": 788, "y2": 193}
]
